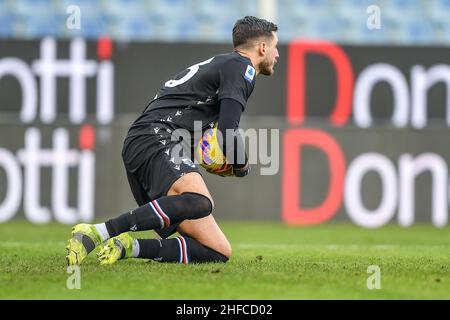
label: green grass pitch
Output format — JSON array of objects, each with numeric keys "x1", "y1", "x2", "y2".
[{"x1": 0, "y1": 221, "x2": 449, "y2": 299}]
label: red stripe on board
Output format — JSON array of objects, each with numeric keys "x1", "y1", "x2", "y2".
[
  {"x1": 97, "y1": 37, "x2": 112, "y2": 60},
  {"x1": 79, "y1": 124, "x2": 95, "y2": 150}
]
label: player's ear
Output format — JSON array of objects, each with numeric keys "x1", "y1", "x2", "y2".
[{"x1": 258, "y1": 41, "x2": 267, "y2": 56}]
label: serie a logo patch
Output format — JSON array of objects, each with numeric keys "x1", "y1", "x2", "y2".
[{"x1": 244, "y1": 65, "x2": 255, "y2": 82}]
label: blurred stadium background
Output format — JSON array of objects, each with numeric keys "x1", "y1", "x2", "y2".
[
  {"x1": 1, "y1": 0, "x2": 450, "y2": 44},
  {"x1": 2, "y1": 0, "x2": 450, "y2": 227},
  {"x1": 2, "y1": 0, "x2": 450, "y2": 300}
]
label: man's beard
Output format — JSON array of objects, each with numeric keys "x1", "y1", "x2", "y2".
[{"x1": 258, "y1": 58, "x2": 274, "y2": 76}]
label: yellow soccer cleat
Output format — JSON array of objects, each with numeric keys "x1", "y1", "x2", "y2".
[
  {"x1": 97, "y1": 232, "x2": 134, "y2": 265},
  {"x1": 65, "y1": 223, "x2": 103, "y2": 266}
]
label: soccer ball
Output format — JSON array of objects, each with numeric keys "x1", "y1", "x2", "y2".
[{"x1": 195, "y1": 126, "x2": 234, "y2": 176}]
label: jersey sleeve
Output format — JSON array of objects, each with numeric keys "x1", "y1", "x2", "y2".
[
  {"x1": 217, "y1": 58, "x2": 255, "y2": 109},
  {"x1": 217, "y1": 98, "x2": 248, "y2": 168}
]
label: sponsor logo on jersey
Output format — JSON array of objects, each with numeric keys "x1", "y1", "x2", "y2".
[{"x1": 244, "y1": 65, "x2": 255, "y2": 82}]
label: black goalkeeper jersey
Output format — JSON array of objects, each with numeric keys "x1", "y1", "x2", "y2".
[{"x1": 130, "y1": 51, "x2": 256, "y2": 133}]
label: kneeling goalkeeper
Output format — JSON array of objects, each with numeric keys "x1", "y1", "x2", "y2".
[{"x1": 66, "y1": 16, "x2": 279, "y2": 265}]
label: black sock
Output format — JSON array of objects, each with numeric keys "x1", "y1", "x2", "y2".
[
  {"x1": 136, "y1": 236, "x2": 229, "y2": 264},
  {"x1": 105, "y1": 192, "x2": 212, "y2": 238}
]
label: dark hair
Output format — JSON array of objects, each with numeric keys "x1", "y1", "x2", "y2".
[{"x1": 232, "y1": 16, "x2": 278, "y2": 48}]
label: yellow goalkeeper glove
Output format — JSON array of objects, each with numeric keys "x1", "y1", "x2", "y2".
[{"x1": 196, "y1": 126, "x2": 234, "y2": 177}]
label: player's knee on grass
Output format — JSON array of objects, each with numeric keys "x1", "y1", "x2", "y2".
[
  {"x1": 137, "y1": 236, "x2": 229, "y2": 263},
  {"x1": 219, "y1": 242, "x2": 232, "y2": 259},
  {"x1": 201, "y1": 236, "x2": 232, "y2": 259},
  {"x1": 183, "y1": 236, "x2": 230, "y2": 263},
  {"x1": 179, "y1": 231, "x2": 232, "y2": 259}
]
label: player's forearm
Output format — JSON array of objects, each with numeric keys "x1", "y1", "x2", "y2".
[{"x1": 217, "y1": 98, "x2": 248, "y2": 169}]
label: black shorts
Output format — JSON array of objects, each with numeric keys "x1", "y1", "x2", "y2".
[{"x1": 121, "y1": 116, "x2": 202, "y2": 239}]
